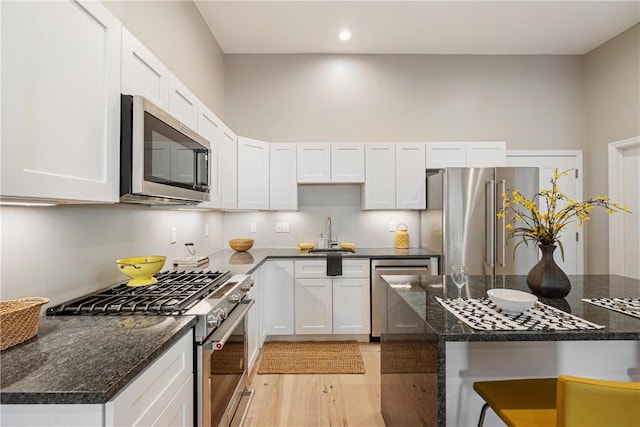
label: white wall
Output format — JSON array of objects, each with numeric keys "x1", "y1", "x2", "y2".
[
  {"x1": 0, "y1": 205, "x2": 224, "y2": 306},
  {"x1": 584, "y1": 24, "x2": 640, "y2": 273},
  {"x1": 223, "y1": 186, "x2": 420, "y2": 248},
  {"x1": 225, "y1": 54, "x2": 586, "y2": 149}
]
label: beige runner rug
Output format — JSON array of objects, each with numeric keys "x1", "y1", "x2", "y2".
[{"x1": 257, "y1": 341, "x2": 365, "y2": 374}]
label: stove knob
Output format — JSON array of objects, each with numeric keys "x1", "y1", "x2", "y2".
[
  {"x1": 206, "y1": 313, "x2": 220, "y2": 328},
  {"x1": 219, "y1": 307, "x2": 229, "y2": 319},
  {"x1": 240, "y1": 281, "x2": 252, "y2": 291},
  {"x1": 228, "y1": 293, "x2": 241, "y2": 303}
]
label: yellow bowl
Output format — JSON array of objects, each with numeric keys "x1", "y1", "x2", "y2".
[
  {"x1": 229, "y1": 238, "x2": 254, "y2": 252},
  {"x1": 340, "y1": 242, "x2": 356, "y2": 250},
  {"x1": 116, "y1": 256, "x2": 166, "y2": 287},
  {"x1": 298, "y1": 242, "x2": 315, "y2": 250}
]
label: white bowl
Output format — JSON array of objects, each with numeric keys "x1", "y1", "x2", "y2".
[{"x1": 487, "y1": 289, "x2": 538, "y2": 314}]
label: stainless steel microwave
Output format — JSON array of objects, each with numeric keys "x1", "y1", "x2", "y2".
[{"x1": 120, "y1": 95, "x2": 210, "y2": 205}]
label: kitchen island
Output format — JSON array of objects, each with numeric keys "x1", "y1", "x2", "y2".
[{"x1": 380, "y1": 274, "x2": 640, "y2": 427}]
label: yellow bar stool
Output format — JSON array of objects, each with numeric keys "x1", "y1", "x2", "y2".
[{"x1": 473, "y1": 375, "x2": 640, "y2": 427}]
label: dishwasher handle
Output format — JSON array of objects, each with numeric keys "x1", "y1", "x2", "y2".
[{"x1": 375, "y1": 266, "x2": 430, "y2": 275}]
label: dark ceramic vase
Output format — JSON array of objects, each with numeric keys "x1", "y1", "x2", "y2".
[{"x1": 526, "y1": 244, "x2": 571, "y2": 298}]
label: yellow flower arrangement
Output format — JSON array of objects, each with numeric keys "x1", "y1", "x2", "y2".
[{"x1": 497, "y1": 168, "x2": 631, "y2": 260}]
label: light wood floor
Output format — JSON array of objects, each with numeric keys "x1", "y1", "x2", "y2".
[{"x1": 243, "y1": 343, "x2": 385, "y2": 427}]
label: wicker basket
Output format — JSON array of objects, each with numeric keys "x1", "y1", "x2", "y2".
[{"x1": 0, "y1": 297, "x2": 49, "y2": 350}]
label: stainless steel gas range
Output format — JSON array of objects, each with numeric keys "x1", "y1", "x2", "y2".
[{"x1": 47, "y1": 269, "x2": 255, "y2": 427}]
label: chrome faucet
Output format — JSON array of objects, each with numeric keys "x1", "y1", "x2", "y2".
[{"x1": 326, "y1": 216, "x2": 338, "y2": 247}]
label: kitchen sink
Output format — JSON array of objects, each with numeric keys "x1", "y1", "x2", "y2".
[{"x1": 308, "y1": 248, "x2": 356, "y2": 254}]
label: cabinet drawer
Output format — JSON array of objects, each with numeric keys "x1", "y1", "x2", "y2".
[
  {"x1": 295, "y1": 259, "x2": 369, "y2": 278},
  {"x1": 295, "y1": 260, "x2": 327, "y2": 278}
]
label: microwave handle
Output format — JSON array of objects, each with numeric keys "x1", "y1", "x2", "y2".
[
  {"x1": 203, "y1": 299, "x2": 255, "y2": 351},
  {"x1": 195, "y1": 149, "x2": 209, "y2": 189}
]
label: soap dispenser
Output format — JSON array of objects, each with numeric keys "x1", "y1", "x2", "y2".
[{"x1": 317, "y1": 233, "x2": 328, "y2": 249}]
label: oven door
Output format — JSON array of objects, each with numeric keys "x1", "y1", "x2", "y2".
[{"x1": 199, "y1": 299, "x2": 255, "y2": 427}]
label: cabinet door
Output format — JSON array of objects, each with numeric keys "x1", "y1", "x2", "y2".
[
  {"x1": 238, "y1": 137, "x2": 269, "y2": 210},
  {"x1": 332, "y1": 143, "x2": 365, "y2": 183},
  {"x1": 150, "y1": 375, "x2": 194, "y2": 427},
  {"x1": 425, "y1": 142, "x2": 466, "y2": 169},
  {"x1": 333, "y1": 277, "x2": 370, "y2": 334},
  {"x1": 295, "y1": 278, "x2": 333, "y2": 335},
  {"x1": 262, "y1": 260, "x2": 294, "y2": 336},
  {"x1": 168, "y1": 74, "x2": 198, "y2": 131},
  {"x1": 396, "y1": 143, "x2": 426, "y2": 210},
  {"x1": 121, "y1": 27, "x2": 169, "y2": 109},
  {"x1": 466, "y1": 141, "x2": 506, "y2": 167},
  {"x1": 105, "y1": 330, "x2": 194, "y2": 427},
  {"x1": 1, "y1": 0, "x2": 121, "y2": 203},
  {"x1": 270, "y1": 143, "x2": 298, "y2": 210},
  {"x1": 196, "y1": 102, "x2": 222, "y2": 209},
  {"x1": 219, "y1": 125, "x2": 238, "y2": 209},
  {"x1": 297, "y1": 144, "x2": 331, "y2": 183},
  {"x1": 246, "y1": 272, "x2": 261, "y2": 374},
  {"x1": 363, "y1": 143, "x2": 396, "y2": 209}
]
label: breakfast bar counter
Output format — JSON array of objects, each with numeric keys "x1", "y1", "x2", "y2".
[{"x1": 380, "y1": 274, "x2": 640, "y2": 427}]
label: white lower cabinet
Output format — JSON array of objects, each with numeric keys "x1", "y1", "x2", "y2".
[
  {"x1": 105, "y1": 330, "x2": 194, "y2": 427},
  {"x1": 261, "y1": 260, "x2": 295, "y2": 336},
  {"x1": 294, "y1": 259, "x2": 370, "y2": 336},
  {"x1": 295, "y1": 278, "x2": 333, "y2": 334},
  {"x1": 247, "y1": 266, "x2": 262, "y2": 374},
  {"x1": 0, "y1": 330, "x2": 194, "y2": 427}
]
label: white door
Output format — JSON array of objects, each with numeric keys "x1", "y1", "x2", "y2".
[
  {"x1": 297, "y1": 144, "x2": 331, "y2": 183},
  {"x1": 331, "y1": 143, "x2": 365, "y2": 183},
  {"x1": 262, "y1": 261, "x2": 294, "y2": 336},
  {"x1": 219, "y1": 126, "x2": 238, "y2": 209},
  {"x1": 332, "y1": 278, "x2": 370, "y2": 334},
  {"x1": 270, "y1": 143, "x2": 298, "y2": 210},
  {"x1": 363, "y1": 143, "x2": 396, "y2": 209},
  {"x1": 609, "y1": 137, "x2": 640, "y2": 279},
  {"x1": 506, "y1": 151, "x2": 583, "y2": 274},
  {"x1": 396, "y1": 143, "x2": 426, "y2": 210}
]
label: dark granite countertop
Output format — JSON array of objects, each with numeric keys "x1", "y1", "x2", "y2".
[
  {"x1": 0, "y1": 316, "x2": 196, "y2": 404},
  {"x1": 202, "y1": 247, "x2": 441, "y2": 275},
  {"x1": 386, "y1": 274, "x2": 640, "y2": 341}
]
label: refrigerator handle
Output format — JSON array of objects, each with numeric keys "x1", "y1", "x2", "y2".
[
  {"x1": 498, "y1": 179, "x2": 507, "y2": 267},
  {"x1": 485, "y1": 180, "x2": 495, "y2": 267}
]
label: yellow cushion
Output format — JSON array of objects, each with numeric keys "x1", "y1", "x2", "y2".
[
  {"x1": 473, "y1": 378, "x2": 557, "y2": 427},
  {"x1": 557, "y1": 375, "x2": 640, "y2": 427}
]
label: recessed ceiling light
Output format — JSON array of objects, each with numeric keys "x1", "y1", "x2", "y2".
[{"x1": 339, "y1": 30, "x2": 351, "y2": 41}]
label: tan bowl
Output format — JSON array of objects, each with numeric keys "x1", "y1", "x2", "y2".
[
  {"x1": 298, "y1": 242, "x2": 315, "y2": 250},
  {"x1": 229, "y1": 238, "x2": 254, "y2": 252},
  {"x1": 116, "y1": 255, "x2": 166, "y2": 287}
]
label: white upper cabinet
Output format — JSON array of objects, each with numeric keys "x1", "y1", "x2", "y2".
[
  {"x1": 1, "y1": 0, "x2": 121, "y2": 203},
  {"x1": 237, "y1": 137, "x2": 270, "y2": 210},
  {"x1": 331, "y1": 143, "x2": 365, "y2": 183},
  {"x1": 196, "y1": 102, "x2": 222, "y2": 209},
  {"x1": 425, "y1": 142, "x2": 467, "y2": 169},
  {"x1": 363, "y1": 143, "x2": 396, "y2": 209},
  {"x1": 465, "y1": 141, "x2": 506, "y2": 167},
  {"x1": 297, "y1": 144, "x2": 331, "y2": 183},
  {"x1": 297, "y1": 143, "x2": 365, "y2": 183},
  {"x1": 396, "y1": 143, "x2": 426, "y2": 209},
  {"x1": 426, "y1": 141, "x2": 506, "y2": 168},
  {"x1": 168, "y1": 75, "x2": 198, "y2": 131},
  {"x1": 121, "y1": 27, "x2": 169, "y2": 109},
  {"x1": 219, "y1": 125, "x2": 238, "y2": 210},
  {"x1": 270, "y1": 143, "x2": 298, "y2": 210},
  {"x1": 363, "y1": 143, "x2": 426, "y2": 210}
]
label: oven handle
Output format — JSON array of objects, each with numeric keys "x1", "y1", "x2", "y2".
[{"x1": 203, "y1": 298, "x2": 255, "y2": 351}]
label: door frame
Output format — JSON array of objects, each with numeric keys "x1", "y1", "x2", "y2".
[
  {"x1": 608, "y1": 136, "x2": 640, "y2": 277},
  {"x1": 506, "y1": 150, "x2": 584, "y2": 274}
]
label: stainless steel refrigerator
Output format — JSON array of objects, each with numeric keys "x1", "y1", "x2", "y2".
[{"x1": 422, "y1": 167, "x2": 540, "y2": 276}]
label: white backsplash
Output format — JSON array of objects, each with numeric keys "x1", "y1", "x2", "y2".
[
  {"x1": 223, "y1": 185, "x2": 421, "y2": 248},
  {"x1": 0, "y1": 204, "x2": 224, "y2": 305}
]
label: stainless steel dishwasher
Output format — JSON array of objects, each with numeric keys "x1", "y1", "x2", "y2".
[{"x1": 371, "y1": 257, "x2": 438, "y2": 340}]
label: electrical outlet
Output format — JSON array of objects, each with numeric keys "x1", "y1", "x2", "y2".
[
  {"x1": 389, "y1": 222, "x2": 396, "y2": 232},
  {"x1": 250, "y1": 222, "x2": 257, "y2": 233},
  {"x1": 276, "y1": 222, "x2": 290, "y2": 233},
  {"x1": 170, "y1": 227, "x2": 177, "y2": 244},
  {"x1": 204, "y1": 224, "x2": 209, "y2": 237}
]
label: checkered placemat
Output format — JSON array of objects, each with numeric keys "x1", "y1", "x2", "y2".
[
  {"x1": 581, "y1": 298, "x2": 640, "y2": 319},
  {"x1": 436, "y1": 297, "x2": 604, "y2": 331}
]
